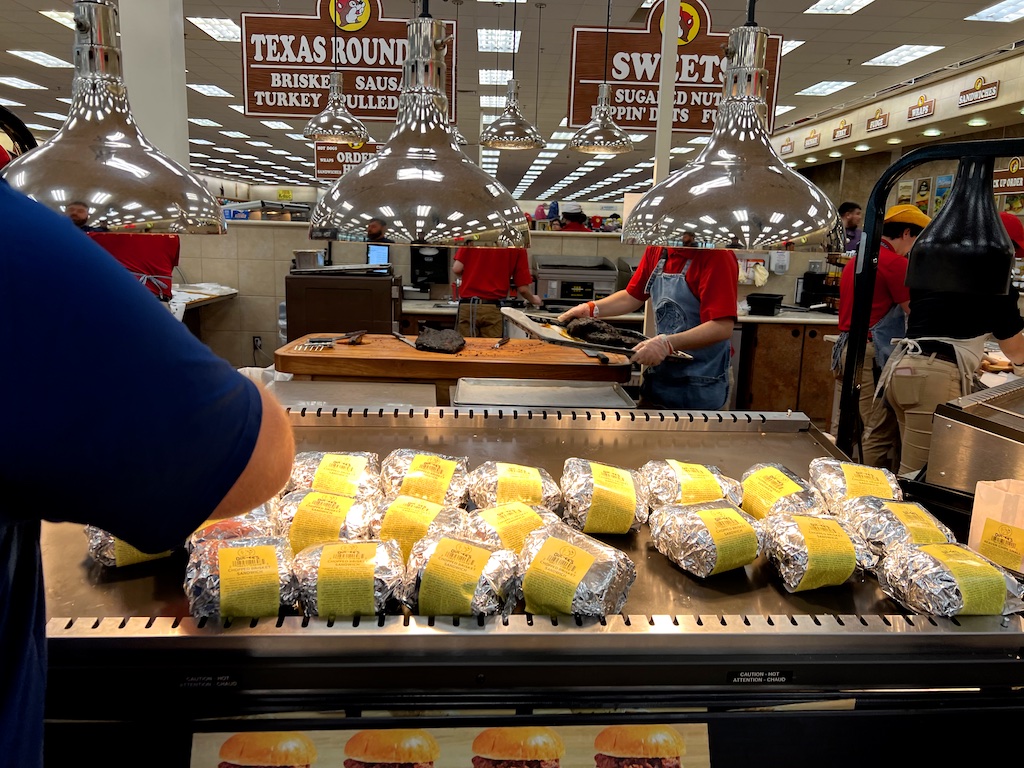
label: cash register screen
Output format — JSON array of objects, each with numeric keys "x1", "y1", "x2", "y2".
[{"x1": 367, "y1": 243, "x2": 390, "y2": 265}]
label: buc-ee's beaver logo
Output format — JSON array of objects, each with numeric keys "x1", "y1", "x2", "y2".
[
  {"x1": 660, "y1": 2, "x2": 701, "y2": 46},
  {"x1": 330, "y1": 0, "x2": 371, "y2": 32}
]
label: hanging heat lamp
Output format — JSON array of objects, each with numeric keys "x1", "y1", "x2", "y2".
[
  {"x1": 479, "y1": 0, "x2": 545, "y2": 150},
  {"x1": 303, "y1": 5, "x2": 371, "y2": 145},
  {"x1": 622, "y1": 0, "x2": 841, "y2": 249},
  {"x1": 568, "y1": 0, "x2": 633, "y2": 155},
  {"x1": 447, "y1": 0, "x2": 470, "y2": 146},
  {"x1": 309, "y1": 0, "x2": 529, "y2": 246},
  {"x1": 0, "y1": 0, "x2": 223, "y2": 234}
]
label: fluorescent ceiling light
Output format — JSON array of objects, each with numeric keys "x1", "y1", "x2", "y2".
[
  {"x1": 186, "y1": 17, "x2": 242, "y2": 42},
  {"x1": 220, "y1": 130, "x2": 249, "y2": 139},
  {"x1": 481, "y1": 114, "x2": 500, "y2": 124},
  {"x1": 268, "y1": 149, "x2": 290, "y2": 155},
  {"x1": 55, "y1": 97, "x2": 72, "y2": 105},
  {"x1": 781, "y1": 40, "x2": 806, "y2": 56},
  {"x1": 477, "y1": 29, "x2": 521, "y2": 53},
  {"x1": 775, "y1": 105, "x2": 796, "y2": 116},
  {"x1": 39, "y1": 10, "x2": 76, "y2": 29},
  {"x1": 247, "y1": 140, "x2": 272, "y2": 147},
  {"x1": 480, "y1": 95, "x2": 505, "y2": 108},
  {"x1": 538, "y1": 152, "x2": 558, "y2": 158},
  {"x1": 629, "y1": 133, "x2": 649, "y2": 142},
  {"x1": 286, "y1": 133, "x2": 307, "y2": 141},
  {"x1": 187, "y1": 84, "x2": 233, "y2": 97},
  {"x1": 228, "y1": 104, "x2": 245, "y2": 113},
  {"x1": 863, "y1": 45, "x2": 943, "y2": 66},
  {"x1": 261, "y1": 120, "x2": 293, "y2": 130},
  {"x1": 479, "y1": 69, "x2": 513, "y2": 85},
  {"x1": 286, "y1": 156, "x2": 304, "y2": 161},
  {"x1": 804, "y1": 0, "x2": 876, "y2": 14},
  {"x1": 0, "y1": 97, "x2": 24, "y2": 107},
  {"x1": 237, "y1": 154, "x2": 258, "y2": 160},
  {"x1": 670, "y1": 147, "x2": 695, "y2": 154},
  {"x1": 7, "y1": 50, "x2": 72, "y2": 68},
  {"x1": 34, "y1": 111, "x2": 66, "y2": 121},
  {"x1": 214, "y1": 147, "x2": 238, "y2": 153},
  {"x1": 966, "y1": 0, "x2": 1024, "y2": 22},
  {"x1": 189, "y1": 138, "x2": 215, "y2": 145},
  {"x1": 0, "y1": 77, "x2": 45, "y2": 89},
  {"x1": 796, "y1": 80, "x2": 856, "y2": 96},
  {"x1": 25, "y1": 123, "x2": 55, "y2": 131},
  {"x1": 188, "y1": 117, "x2": 221, "y2": 127},
  {"x1": 688, "y1": 136, "x2": 710, "y2": 144},
  {"x1": 546, "y1": 142, "x2": 565, "y2": 149}
]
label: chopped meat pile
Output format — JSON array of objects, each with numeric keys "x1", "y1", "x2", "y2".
[
  {"x1": 343, "y1": 762, "x2": 433, "y2": 768},
  {"x1": 566, "y1": 318, "x2": 649, "y2": 350},
  {"x1": 471, "y1": 758, "x2": 560, "y2": 768},
  {"x1": 415, "y1": 326, "x2": 466, "y2": 354},
  {"x1": 593, "y1": 756, "x2": 681, "y2": 768}
]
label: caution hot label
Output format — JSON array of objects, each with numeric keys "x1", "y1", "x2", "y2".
[
  {"x1": 742, "y1": 467, "x2": 804, "y2": 520},
  {"x1": 312, "y1": 453, "x2": 369, "y2": 498},
  {"x1": 419, "y1": 538, "x2": 493, "y2": 616},
  {"x1": 583, "y1": 463, "x2": 637, "y2": 534},
  {"x1": 317, "y1": 542, "x2": 377, "y2": 617},
  {"x1": 379, "y1": 495, "x2": 444, "y2": 561},
  {"x1": 696, "y1": 508, "x2": 759, "y2": 575},
  {"x1": 523, "y1": 537, "x2": 597, "y2": 615},
  {"x1": 921, "y1": 544, "x2": 1006, "y2": 615},
  {"x1": 887, "y1": 502, "x2": 948, "y2": 545},
  {"x1": 840, "y1": 464, "x2": 895, "y2": 500},
  {"x1": 112, "y1": 538, "x2": 172, "y2": 567},
  {"x1": 794, "y1": 516, "x2": 857, "y2": 592},
  {"x1": 398, "y1": 454, "x2": 457, "y2": 505},
  {"x1": 978, "y1": 518, "x2": 1024, "y2": 573},
  {"x1": 218, "y1": 545, "x2": 280, "y2": 618},
  {"x1": 290, "y1": 492, "x2": 356, "y2": 555},
  {"x1": 478, "y1": 503, "x2": 544, "y2": 553},
  {"x1": 495, "y1": 463, "x2": 544, "y2": 506},
  {"x1": 667, "y1": 460, "x2": 724, "y2": 503}
]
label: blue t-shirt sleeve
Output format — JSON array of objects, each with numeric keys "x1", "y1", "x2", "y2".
[{"x1": 0, "y1": 182, "x2": 262, "y2": 553}]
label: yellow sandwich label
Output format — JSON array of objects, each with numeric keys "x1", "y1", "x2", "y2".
[
  {"x1": 523, "y1": 537, "x2": 597, "y2": 615},
  {"x1": 418, "y1": 538, "x2": 493, "y2": 616},
  {"x1": 218, "y1": 545, "x2": 280, "y2": 618},
  {"x1": 921, "y1": 544, "x2": 1006, "y2": 615},
  {"x1": 742, "y1": 467, "x2": 804, "y2": 520},
  {"x1": 478, "y1": 502, "x2": 544, "y2": 553},
  {"x1": 290, "y1": 492, "x2": 356, "y2": 555},
  {"x1": 317, "y1": 541, "x2": 377, "y2": 617},
  {"x1": 794, "y1": 516, "x2": 857, "y2": 592},
  {"x1": 840, "y1": 463, "x2": 895, "y2": 500},
  {"x1": 978, "y1": 518, "x2": 1024, "y2": 574},
  {"x1": 887, "y1": 502, "x2": 948, "y2": 545},
  {"x1": 695, "y1": 508, "x2": 759, "y2": 575},
  {"x1": 495, "y1": 462, "x2": 544, "y2": 506},
  {"x1": 112, "y1": 538, "x2": 172, "y2": 567},
  {"x1": 583, "y1": 462, "x2": 637, "y2": 534},
  {"x1": 379, "y1": 495, "x2": 444, "y2": 561},
  {"x1": 398, "y1": 454, "x2": 457, "y2": 504},
  {"x1": 667, "y1": 460, "x2": 725, "y2": 503},
  {"x1": 312, "y1": 453, "x2": 369, "y2": 498}
]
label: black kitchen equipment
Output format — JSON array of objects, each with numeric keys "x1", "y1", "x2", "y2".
[{"x1": 746, "y1": 292, "x2": 784, "y2": 316}]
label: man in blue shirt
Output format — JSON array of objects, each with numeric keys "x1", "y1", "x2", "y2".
[{"x1": 0, "y1": 179, "x2": 295, "y2": 767}]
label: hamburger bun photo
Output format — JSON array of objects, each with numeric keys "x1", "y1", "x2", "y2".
[
  {"x1": 593, "y1": 725, "x2": 685, "y2": 768},
  {"x1": 344, "y1": 729, "x2": 440, "y2": 768},
  {"x1": 471, "y1": 726, "x2": 565, "y2": 768},
  {"x1": 218, "y1": 731, "x2": 318, "y2": 768}
]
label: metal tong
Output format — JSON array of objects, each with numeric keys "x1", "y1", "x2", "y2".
[{"x1": 294, "y1": 330, "x2": 367, "y2": 352}]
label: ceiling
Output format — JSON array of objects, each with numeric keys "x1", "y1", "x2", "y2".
[{"x1": 4, "y1": 0, "x2": 1024, "y2": 203}]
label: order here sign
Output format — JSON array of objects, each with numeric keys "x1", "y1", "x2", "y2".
[{"x1": 315, "y1": 142, "x2": 379, "y2": 180}]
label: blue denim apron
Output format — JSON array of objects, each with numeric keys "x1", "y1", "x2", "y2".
[
  {"x1": 870, "y1": 302, "x2": 906, "y2": 370},
  {"x1": 640, "y1": 249, "x2": 731, "y2": 409}
]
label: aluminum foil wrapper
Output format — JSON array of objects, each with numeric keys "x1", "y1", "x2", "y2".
[
  {"x1": 648, "y1": 502, "x2": 763, "y2": 578},
  {"x1": 365, "y1": 498, "x2": 467, "y2": 541},
  {"x1": 838, "y1": 496, "x2": 956, "y2": 556},
  {"x1": 186, "y1": 507, "x2": 275, "y2": 554},
  {"x1": 740, "y1": 463, "x2": 826, "y2": 519},
  {"x1": 401, "y1": 534, "x2": 518, "y2": 616},
  {"x1": 293, "y1": 539, "x2": 405, "y2": 617},
  {"x1": 282, "y1": 451, "x2": 381, "y2": 500},
  {"x1": 84, "y1": 526, "x2": 173, "y2": 568},
  {"x1": 808, "y1": 457, "x2": 903, "y2": 513},
  {"x1": 761, "y1": 513, "x2": 877, "y2": 592},
  {"x1": 466, "y1": 461, "x2": 562, "y2": 513},
  {"x1": 183, "y1": 536, "x2": 298, "y2": 619},
  {"x1": 878, "y1": 542, "x2": 1024, "y2": 617},
  {"x1": 274, "y1": 489, "x2": 382, "y2": 542},
  {"x1": 516, "y1": 518, "x2": 637, "y2": 616},
  {"x1": 380, "y1": 449, "x2": 470, "y2": 507},
  {"x1": 640, "y1": 460, "x2": 743, "y2": 509},
  {"x1": 462, "y1": 509, "x2": 562, "y2": 552},
  {"x1": 559, "y1": 458, "x2": 650, "y2": 533}
]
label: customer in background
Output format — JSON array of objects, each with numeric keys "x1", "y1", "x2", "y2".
[
  {"x1": 559, "y1": 232, "x2": 738, "y2": 409},
  {"x1": 878, "y1": 210, "x2": 1024, "y2": 476},
  {"x1": 832, "y1": 204, "x2": 927, "y2": 471},
  {"x1": 0, "y1": 171, "x2": 295, "y2": 768},
  {"x1": 559, "y1": 202, "x2": 591, "y2": 232},
  {"x1": 452, "y1": 244, "x2": 542, "y2": 338},
  {"x1": 366, "y1": 217, "x2": 394, "y2": 243},
  {"x1": 65, "y1": 200, "x2": 108, "y2": 232},
  {"x1": 839, "y1": 201, "x2": 863, "y2": 254}
]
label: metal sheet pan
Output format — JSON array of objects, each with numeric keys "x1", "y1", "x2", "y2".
[{"x1": 452, "y1": 378, "x2": 636, "y2": 408}]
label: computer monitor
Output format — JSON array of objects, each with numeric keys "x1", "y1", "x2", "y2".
[{"x1": 367, "y1": 243, "x2": 390, "y2": 265}]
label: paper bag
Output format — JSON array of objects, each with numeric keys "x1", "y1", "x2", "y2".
[{"x1": 970, "y1": 479, "x2": 1024, "y2": 575}]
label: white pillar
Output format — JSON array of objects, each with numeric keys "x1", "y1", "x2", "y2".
[
  {"x1": 118, "y1": 0, "x2": 190, "y2": 166},
  {"x1": 653, "y1": 0, "x2": 678, "y2": 185}
]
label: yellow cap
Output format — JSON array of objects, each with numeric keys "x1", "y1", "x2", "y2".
[{"x1": 884, "y1": 204, "x2": 931, "y2": 229}]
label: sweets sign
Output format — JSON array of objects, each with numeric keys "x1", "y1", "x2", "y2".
[
  {"x1": 568, "y1": 0, "x2": 782, "y2": 133},
  {"x1": 241, "y1": 0, "x2": 455, "y2": 121}
]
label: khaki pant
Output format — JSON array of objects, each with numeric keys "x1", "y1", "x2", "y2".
[
  {"x1": 884, "y1": 356, "x2": 962, "y2": 475},
  {"x1": 835, "y1": 341, "x2": 901, "y2": 471},
  {"x1": 457, "y1": 302, "x2": 504, "y2": 338}
]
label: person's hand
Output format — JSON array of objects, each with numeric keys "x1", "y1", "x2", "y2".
[
  {"x1": 631, "y1": 334, "x2": 674, "y2": 366},
  {"x1": 557, "y1": 303, "x2": 592, "y2": 323}
]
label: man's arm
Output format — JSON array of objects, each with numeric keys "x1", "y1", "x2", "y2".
[
  {"x1": 998, "y1": 332, "x2": 1024, "y2": 367},
  {"x1": 557, "y1": 289, "x2": 644, "y2": 322},
  {"x1": 451, "y1": 259, "x2": 464, "y2": 276},
  {"x1": 517, "y1": 284, "x2": 542, "y2": 307},
  {"x1": 632, "y1": 318, "x2": 734, "y2": 366}
]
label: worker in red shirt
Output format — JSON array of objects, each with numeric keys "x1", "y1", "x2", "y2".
[
  {"x1": 452, "y1": 245, "x2": 542, "y2": 338},
  {"x1": 833, "y1": 204, "x2": 930, "y2": 469},
  {"x1": 558, "y1": 202, "x2": 592, "y2": 232},
  {"x1": 560, "y1": 232, "x2": 738, "y2": 409}
]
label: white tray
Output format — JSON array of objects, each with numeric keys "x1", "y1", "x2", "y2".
[{"x1": 453, "y1": 378, "x2": 636, "y2": 409}]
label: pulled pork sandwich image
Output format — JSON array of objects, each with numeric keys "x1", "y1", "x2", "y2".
[
  {"x1": 593, "y1": 725, "x2": 685, "y2": 768},
  {"x1": 218, "y1": 731, "x2": 317, "y2": 768},
  {"x1": 343, "y1": 729, "x2": 440, "y2": 768},
  {"x1": 471, "y1": 726, "x2": 565, "y2": 768}
]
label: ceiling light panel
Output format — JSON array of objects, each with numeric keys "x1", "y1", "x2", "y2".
[
  {"x1": 261, "y1": 120, "x2": 293, "y2": 130},
  {"x1": 0, "y1": 77, "x2": 45, "y2": 89},
  {"x1": 187, "y1": 84, "x2": 233, "y2": 97},
  {"x1": 220, "y1": 130, "x2": 249, "y2": 139},
  {"x1": 477, "y1": 29, "x2": 521, "y2": 53},
  {"x1": 796, "y1": 80, "x2": 856, "y2": 95},
  {"x1": 188, "y1": 117, "x2": 222, "y2": 127},
  {"x1": 804, "y1": 0, "x2": 876, "y2": 14},
  {"x1": 966, "y1": 0, "x2": 1024, "y2": 21},
  {"x1": 863, "y1": 45, "x2": 943, "y2": 66},
  {"x1": 0, "y1": 97, "x2": 24, "y2": 106},
  {"x1": 480, "y1": 95, "x2": 505, "y2": 108},
  {"x1": 479, "y1": 69, "x2": 513, "y2": 85},
  {"x1": 781, "y1": 40, "x2": 806, "y2": 55},
  {"x1": 7, "y1": 50, "x2": 72, "y2": 67},
  {"x1": 25, "y1": 123, "x2": 55, "y2": 130},
  {"x1": 775, "y1": 105, "x2": 796, "y2": 115},
  {"x1": 39, "y1": 10, "x2": 75, "y2": 29},
  {"x1": 186, "y1": 17, "x2": 242, "y2": 42}
]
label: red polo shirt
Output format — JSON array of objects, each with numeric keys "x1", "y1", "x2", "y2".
[
  {"x1": 838, "y1": 240, "x2": 910, "y2": 332},
  {"x1": 454, "y1": 246, "x2": 533, "y2": 300},
  {"x1": 626, "y1": 246, "x2": 739, "y2": 323}
]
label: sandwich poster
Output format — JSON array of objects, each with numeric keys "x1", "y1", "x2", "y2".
[
  {"x1": 190, "y1": 723, "x2": 710, "y2": 767},
  {"x1": 897, "y1": 180, "x2": 914, "y2": 206},
  {"x1": 914, "y1": 177, "x2": 932, "y2": 214},
  {"x1": 933, "y1": 174, "x2": 954, "y2": 214}
]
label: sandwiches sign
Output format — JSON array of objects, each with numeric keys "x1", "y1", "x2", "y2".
[
  {"x1": 866, "y1": 108, "x2": 889, "y2": 133},
  {"x1": 907, "y1": 94, "x2": 935, "y2": 122},
  {"x1": 959, "y1": 76, "x2": 1000, "y2": 108},
  {"x1": 568, "y1": 0, "x2": 782, "y2": 133},
  {"x1": 994, "y1": 157, "x2": 1024, "y2": 195},
  {"x1": 314, "y1": 141, "x2": 379, "y2": 180},
  {"x1": 241, "y1": 0, "x2": 456, "y2": 121}
]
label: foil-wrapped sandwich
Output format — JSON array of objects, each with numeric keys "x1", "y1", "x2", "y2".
[
  {"x1": 878, "y1": 542, "x2": 1024, "y2": 616},
  {"x1": 467, "y1": 461, "x2": 562, "y2": 513},
  {"x1": 808, "y1": 457, "x2": 902, "y2": 513},
  {"x1": 560, "y1": 458, "x2": 649, "y2": 534},
  {"x1": 761, "y1": 513, "x2": 877, "y2": 592},
  {"x1": 401, "y1": 534, "x2": 518, "y2": 616},
  {"x1": 282, "y1": 451, "x2": 381, "y2": 500},
  {"x1": 463, "y1": 504, "x2": 558, "y2": 554},
  {"x1": 648, "y1": 502, "x2": 763, "y2": 578},
  {"x1": 517, "y1": 517, "x2": 637, "y2": 616},
  {"x1": 274, "y1": 489, "x2": 380, "y2": 555},
  {"x1": 380, "y1": 449, "x2": 470, "y2": 507},
  {"x1": 186, "y1": 505, "x2": 274, "y2": 554},
  {"x1": 84, "y1": 526, "x2": 173, "y2": 568},
  {"x1": 184, "y1": 536, "x2": 298, "y2": 619},
  {"x1": 365, "y1": 495, "x2": 467, "y2": 562},
  {"x1": 838, "y1": 496, "x2": 955, "y2": 556},
  {"x1": 740, "y1": 463, "x2": 826, "y2": 520},
  {"x1": 293, "y1": 539, "x2": 405, "y2": 617},
  {"x1": 641, "y1": 459, "x2": 743, "y2": 509}
]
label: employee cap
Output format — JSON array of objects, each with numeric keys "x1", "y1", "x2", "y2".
[
  {"x1": 883, "y1": 204, "x2": 931, "y2": 230},
  {"x1": 561, "y1": 202, "x2": 583, "y2": 214}
]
